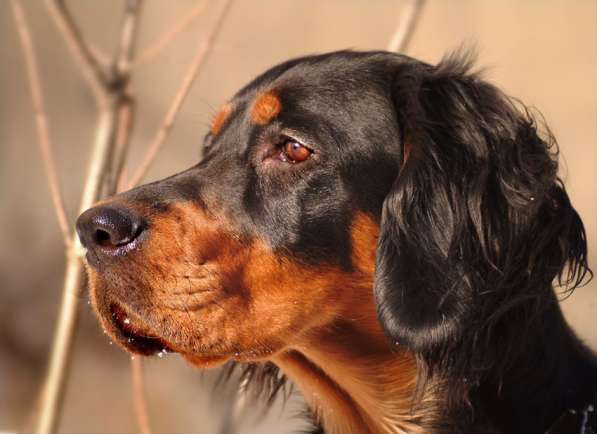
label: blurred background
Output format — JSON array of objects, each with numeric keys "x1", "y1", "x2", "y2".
[{"x1": 0, "y1": 1, "x2": 595, "y2": 433}]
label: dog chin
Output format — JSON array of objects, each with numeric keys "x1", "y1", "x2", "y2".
[
  {"x1": 98, "y1": 300, "x2": 233, "y2": 367},
  {"x1": 181, "y1": 352, "x2": 231, "y2": 369}
]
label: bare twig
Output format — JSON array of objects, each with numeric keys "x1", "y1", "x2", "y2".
[
  {"x1": 115, "y1": 0, "x2": 144, "y2": 75},
  {"x1": 88, "y1": 43, "x2": 111, "y2": 69},
  {"x1": 81, "y1": 110, "x2": 121, "y2": 213},
  {"x1": 387, "y1": 0, "x2": 426, "y2": 53},
  {"x1": 131, "y1": 358, "x2": 153, "y2": 434},
  {"x1": 106, "y1": 0, "x2": 143, "y2": 196},
  {"x1": 35, "y1": 106, "x2": 118, "y2": 434},
  {"x1": 30, "y1": 1, "x2": 238, "y2": 433},
  {"x1": 133, "y1": 0, "x2": 208, "y2": 69},
  {"x1": 45, "y1": 0, "x2": 109, "y2": 106},
  {"x1": 111, "y1": 7, "x2": 156, "y2": 433},
  {"x1": 128, "y1": 0, "x2": 234, "y2": 188},
  {"x1": 109, "y1": 99, "x2": 135, "y2": 195},
  {"x1": 11, "y1": 0, "x2": 72, "y2": 248},
  {"x1": 35, "y1": 254, "x2": 85, "y2": 434},
  {"x1": 34, "y1": 2, "x2": 143, "y2": 434}
]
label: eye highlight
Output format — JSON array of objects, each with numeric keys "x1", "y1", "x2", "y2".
[{"x1": 279, "y1": 139, "x2": 313, "y2": 163}]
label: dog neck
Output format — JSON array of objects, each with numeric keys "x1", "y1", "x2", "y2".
[
  {"x1": 267, "y1": 212, "x2": 437, "y2": 434},
  {"x1": 272, "y1": 291, "x2": 597, "y2": 434},
  {"x1": 273, "y1": 316, "x2": 436, "y2": 434},
  {"x1": 468, "y1": 297, "x2": 597, "y2": 433}
]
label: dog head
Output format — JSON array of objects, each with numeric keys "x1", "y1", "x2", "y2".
[
  {"x1": 76, "y1": 51, "x2": 590, "y2": 379},
  {"x1": 77, "y1": 51, "x2": 403, "y2": 367}
]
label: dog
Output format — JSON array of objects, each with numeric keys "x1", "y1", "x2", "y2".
[{"x1": 76, "y1": 50, "x2": 596, "y2": 434}]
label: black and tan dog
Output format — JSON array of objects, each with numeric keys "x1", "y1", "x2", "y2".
[{"x1": 76, "y1": 51, "x2": 596, "y2": 434}]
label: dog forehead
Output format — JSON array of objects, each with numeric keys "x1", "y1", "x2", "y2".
[
  {"x1": 209, "y1": 89, "x2": 283, "y2": 136},
  {"x1": 233, "y1": 51, "x2": 394, "y2": 107},
  {"x1": 206, "y1": 52, "x2": 401, "y2": 160}
]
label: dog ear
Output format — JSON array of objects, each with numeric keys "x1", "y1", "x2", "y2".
[{"x1": 374, "y1": 53, "x2": 591, "y2": 369}]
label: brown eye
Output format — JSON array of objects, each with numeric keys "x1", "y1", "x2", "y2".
[{"x1": 281, "y1": 140, "x2": 312, "y2": 163}]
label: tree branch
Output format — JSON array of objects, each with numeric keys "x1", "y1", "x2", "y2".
[
  {"x1": 133, "y1": 0, "x2": 208, "y2": 69},
  {"x1": 30, "y1": 1, "x2": 238, "y2": 433},
  {"x1": 10, "y1": 0, "x2": 72, "y2": 249},
  {"x1": 110, "y1": 9, "x2": 155, "y2": 434},
  {"x1": 115, "y1": 0, "x2": 144, "y2": 76},
  {"x1": 45, "y1": 0, "x2": 110, "y2": 106},
  {"x1": 33, "y1": 2, "x2": 144, "y2": 434},
  {"x1": 131, "y1": 358, "x2": 153, "y2": 434},
  {"x1": 106, "y1": 0, "x2": 143, "y2": 196},
  {"x1": 34, "y1": 252, "x2": 84, "y2": 434},
  {"x1": 128, "y1": 0, "x2": 234, "y2": 188},
  {"x1": 88, "y1": 42, "x2": 111, "y2": 70},
  {"x1": 387, "y1": 0, "x2": 426, "y2": 53},
  {"x1": 35, "y1": 103, "x2": 120, "y2": 434},
  {"x1": 108, "y1": 99, "x2": 135, "y2": 195}
]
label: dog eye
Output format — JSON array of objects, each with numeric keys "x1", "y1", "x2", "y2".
[{"x1": 280, "y1": 140, "x2": 313, "y2": 163}]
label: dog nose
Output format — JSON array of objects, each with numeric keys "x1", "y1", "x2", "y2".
[{"x1": 76, "y1": 205, "x2": 145, "y2": 253}]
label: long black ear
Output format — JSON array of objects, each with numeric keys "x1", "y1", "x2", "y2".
[{"x1": 374, "y1": 53, "x2": 591, "y2": 373}]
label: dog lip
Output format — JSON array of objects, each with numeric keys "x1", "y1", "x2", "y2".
[
  {"x1": 109, "y1": 303, "x2": 173, "y2": 356},
  {"x1": 84, "y1": 245, "x2": 132, "y2": 268},
  {"x1": 83, "y1": 230, "x2": 148, "y2": 268}
]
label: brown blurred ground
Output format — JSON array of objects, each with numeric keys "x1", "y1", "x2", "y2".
[{"x1": 0, "y1": 1, "x2": 595, "y2": 433}]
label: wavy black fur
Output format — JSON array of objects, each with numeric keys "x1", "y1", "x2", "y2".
[{"x1": 375, "y1": 50, "x2": 595, "y2": 432}]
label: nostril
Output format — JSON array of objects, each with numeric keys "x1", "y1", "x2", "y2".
[{"x1": 94, "y1": 228, "x2": 112, "y2": 247}]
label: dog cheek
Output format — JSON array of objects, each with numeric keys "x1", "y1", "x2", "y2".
[
  {"x1": 350, "y1": 211, "x2": 379, "y2": 274},
  {"x1": 240, "y1": 245, "x2": 346, "y2": 341}
]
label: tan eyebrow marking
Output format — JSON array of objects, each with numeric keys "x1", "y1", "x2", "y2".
[
  {"x1": 251, "y1": 90, "x2": 282, "y2": 125},
  {"x1": 210, "y1": 103, "x2": 232, "y2": 136}
]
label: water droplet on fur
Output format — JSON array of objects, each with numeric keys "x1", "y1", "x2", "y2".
[
  {"x1": 123, "y1": 318, "x2": 131, "y2": 325},
  {"x1": 131, "y1": 356, "x2": 135, "y2": 360},
  {"x1": 109, "y1": 341, "x2": 113, "y2": 345},
  {"x1": 529, "y1": 196, "x2": 535, "y2": 201},
  {"x1": 87, "y1": 300, "x2": 91, "y2": 305}
]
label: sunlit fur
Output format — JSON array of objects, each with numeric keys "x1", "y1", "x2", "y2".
[
  {"x1": 210, "y1": 103, "x2": 232, "y2": 136},
  {"x1": 78, "y1": 50, "x2": 596, "y2": 434},
  {"x1": 375, "y1": 52, "x2": 595, "y2": 432},
  {"x1": 251, "y1": 90, "x2": 282, "y2": 125}
]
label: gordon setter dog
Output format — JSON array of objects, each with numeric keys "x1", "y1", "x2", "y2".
[{"x1": 76, "y1": 50, "x2": 596, "y2": 434}]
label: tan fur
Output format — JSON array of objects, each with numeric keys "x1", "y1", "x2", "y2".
[
  {"x1": 350, "y1": 211, "x2": 379, "y2": 275},
  {"x1": 269, "y1": 213, "x2": 431, "y2": 434},
  {"x1": 275, "y1": 333, "x2": 426, "y2": 434},
  {"x1": 210, "y1": 103, "x2": 232, "y2": 136},
  {"x1": 87, "y1": 205, "x2": 434, "y2": 433},
  {"x1": 403, "y1": 141, "x2": 411, "y2": 165},
  {"x1": 251, "y1": 90, "x2": 282, "y2": 125}
]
